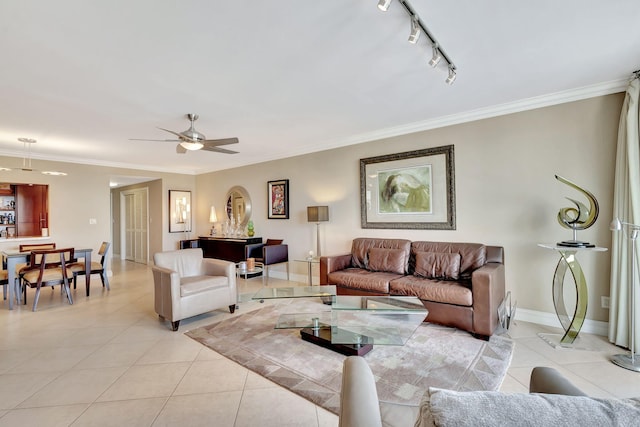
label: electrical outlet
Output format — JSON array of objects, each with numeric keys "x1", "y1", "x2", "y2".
[{"x1": 601, "y1": 296, "x2": 610, "y2": 309}]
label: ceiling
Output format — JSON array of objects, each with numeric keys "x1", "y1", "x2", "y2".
[{"x1": 0, "y1": 1, "x2": 639, "y2": 178}]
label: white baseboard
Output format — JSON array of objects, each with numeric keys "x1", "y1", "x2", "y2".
[{"x1": 515, "y1": 308, "x2": 609, "y2": 337}]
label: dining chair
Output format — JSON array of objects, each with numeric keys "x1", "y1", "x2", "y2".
[
  {"x1": 69, "y1": 241, "x2": 110, "y2": 296},
  {"x1": 1, "y1": 268, "x2": 8, "y2": 300},
  {"x1": 13, "y1": 242, "x2": 56, "y2": 295},
  {"x1": 15, "y1": 243, "x2": 57, "y2": 300},
  {"x1": 20, "y1": 247, "x2": 75, "y2": 311}
]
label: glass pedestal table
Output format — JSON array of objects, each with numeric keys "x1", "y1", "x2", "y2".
[
  {"x1": 252, "y1": 287, "x2": 428, "y2": 356},
  {"x1": 235, "y1": 262, "x2": 264, "y2": 308},
  {"x1": 538, "y1": 243, "x2": 607, "y2": 347}
]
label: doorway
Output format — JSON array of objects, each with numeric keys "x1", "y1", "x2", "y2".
[{"x1": 121, "y1": 187, "x2": 149, "y2": 264}]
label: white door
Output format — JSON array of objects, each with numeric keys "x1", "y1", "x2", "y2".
[{"x1": 121, "y1": 188, "x2": 149, "y2": 264}]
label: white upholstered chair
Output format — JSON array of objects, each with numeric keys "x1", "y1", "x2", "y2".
[{"x1": 152, "y1": 248, "x2": 237, "y2": 331}]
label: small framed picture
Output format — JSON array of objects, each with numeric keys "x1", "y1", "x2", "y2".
[
  {"x1": 169, "y1": 190, "x2": 192, "y2": 232},
  {"x1": 268, "y1": 179, "x2": 289, "y2": 219}
]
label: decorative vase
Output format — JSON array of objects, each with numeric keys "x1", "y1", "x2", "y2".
[{"x1": 247, "y1": 220, "x2": 255, "y2": 237}]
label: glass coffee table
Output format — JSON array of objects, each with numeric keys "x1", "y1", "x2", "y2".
[
  {"x1": 253, "y1": 287, "x2": 428, "y2": 356},
  {"x1": 252, "y1": 285, "x2": 336, "y2": 303}
]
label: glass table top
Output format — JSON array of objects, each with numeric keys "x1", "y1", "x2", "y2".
[{"x1": 252, "y1": 285, "x2": 336, "y2": 300}]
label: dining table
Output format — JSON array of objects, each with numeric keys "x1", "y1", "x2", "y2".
[{"x1": 2, "y1": 247, "x2": 93, "y2": 310}]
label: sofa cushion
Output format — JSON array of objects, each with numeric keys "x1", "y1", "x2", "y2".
[
  {"x1": 350, "y1": 238, "x2": 411, "y2": 271},
  {"x1": 414, "y1": 251, "x2": 461, "y2": 280},
  {"x1": 416, "y1": 387, "x2": 640, "y2": 427},
  {"x1": 328, "y1": 268, "x2": 404, "y2": 294},
  {"x1": 368, "y1": 248, "x2": 407, "y2": 274},
  {"x1": 410, "y1": 242, "x2": 486, "y2": 279},
  {"x1": 390, "y1": 276, "x2": 472, "y2": 306}
]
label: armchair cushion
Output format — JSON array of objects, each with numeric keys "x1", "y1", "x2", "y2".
[{"x1": 180, "y1": 275, "x2": 230, "y2": 297}]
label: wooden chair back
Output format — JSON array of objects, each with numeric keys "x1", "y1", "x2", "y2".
[
  {"x1": 21, "y1": 243, "x2": 58, "y2": 265},
  {"x1": 28, "y1": 247, "x2": 74, "y2": 270}
]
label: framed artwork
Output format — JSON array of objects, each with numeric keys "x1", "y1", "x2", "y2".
[
  {"x1": 360, "y1": 145, "x2": 455, "y2": 230},
  {"x1": 169, "y1": 190, "x2": 192, "y2": 233},
  {"x1": 268, "y1": 179, "x2": 289, "y2": 219}
]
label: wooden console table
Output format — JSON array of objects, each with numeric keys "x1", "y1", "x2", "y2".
[{"x1": 198, "y1": 236, "x2": 262, "y2": 263}]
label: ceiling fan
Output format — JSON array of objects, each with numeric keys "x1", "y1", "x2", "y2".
[{"x1": 131, "y1": 113, "x2": 239, "y2": 154}]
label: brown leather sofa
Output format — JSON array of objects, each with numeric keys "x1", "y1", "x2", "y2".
[{"x1": 320, "y1": 238, "x2": 505, "y2": 339}]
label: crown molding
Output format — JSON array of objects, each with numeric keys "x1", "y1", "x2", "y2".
[{"x1": 322, "y1": 78, "x2": 630, "y2": 149}]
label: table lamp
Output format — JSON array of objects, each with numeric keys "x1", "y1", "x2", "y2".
[
  {"x1": 307, "y1": 206, "x2": 329, "y2": 257},
  {"x1": 209, "y1": 206, "x2": 218, "y2": 235}
]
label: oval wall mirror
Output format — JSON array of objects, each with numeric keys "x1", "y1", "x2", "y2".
[{"x1": 225, "y1": 185, "x2": 252, "y2": 227}]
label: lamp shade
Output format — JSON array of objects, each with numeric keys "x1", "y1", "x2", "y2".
[
  {"x1": 209, "y1": 206, "x2": 218, "y2": 223},
  {"x1": 307, "y1": 206, "x2": 329, "y2": 223}
]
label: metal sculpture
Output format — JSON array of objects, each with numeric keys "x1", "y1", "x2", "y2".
[{"x1": 555, "y1": 174, "x2": 599, "y2": 247}]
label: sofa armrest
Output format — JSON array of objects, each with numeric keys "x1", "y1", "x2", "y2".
[
  {"x1": 529, "y1": 367, "x2": 587, "y2": 396},
  {"x1": 471, "y1": 262, "x2": 505, "y2": 337},
  {"x1": 339, "y1": 356, "x2": 383, "y2": 427},
  {"x1": 320, "y1": 254, "x2": 352, "y2": 285}
]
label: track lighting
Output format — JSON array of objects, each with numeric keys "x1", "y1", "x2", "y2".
[
  {"x1": 428, "y1": 45, "x2": 441, "y2": 67},
  {"x1": 377, "y1": 0, "x2": 391, "y2": 11},
  {"x1": 445, "y1": 66, "x2": 457, "y2": 85},
  {"x1": 408, "y1": 15, "x2": 420, "y2": 43},
  {"x1": 377, "y1": 0, "x2": 457, "y2": 84}
]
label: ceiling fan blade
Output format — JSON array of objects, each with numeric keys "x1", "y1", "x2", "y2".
[
  {"x1": 176, "y1": 144, "x2": 187, "y2": 154},
  {"x1": 202, "y1": 137, "x2": 239, "y2": 146},
  {"x1": 201, "y1": 145, "x2": 239, "y2": 154},
  {"x1": 157, "y1": 127, "x2": 195, "y2": 142},
  {"x1": 129, "y1": 138, "x2": 180, "y2": 142}
]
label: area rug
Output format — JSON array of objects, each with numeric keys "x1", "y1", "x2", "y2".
[{"x1": 186, "y1": 298, "x2": 514, "y2": 415}]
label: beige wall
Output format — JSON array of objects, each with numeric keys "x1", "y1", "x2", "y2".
[
  {"x1": 0, "y1": 93, "x2": 623, "y2": 328},
  {"x1": 0, "y1": 158, "x2": 196, "y2": 264},
  {"x1": 196, "y1": 93, "x2": 624, "y2": 326}
]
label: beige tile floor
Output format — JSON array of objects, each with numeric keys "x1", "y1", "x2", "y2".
[{"x1": 0, "y1": 259, "x2": 638, "y2": 426}]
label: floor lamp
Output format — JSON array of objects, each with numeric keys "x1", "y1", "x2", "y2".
[
  {"x1": 307, "y1": 206, "x2": 329, "y2": 257},
  {"x1": 610, "y1": 218, "x2": 640, "y2": 372}
]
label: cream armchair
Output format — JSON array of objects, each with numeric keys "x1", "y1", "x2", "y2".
[{"x1": 152, "y1": 248, "x2": 237, "y2": 331}]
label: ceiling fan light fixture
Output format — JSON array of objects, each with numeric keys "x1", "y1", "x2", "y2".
[
  {"x1": 408, "y1": 15, "x2": 421, "y2": 44},
  {"x1": 377, "y1": 0, "x2": 391, "y2": 12},
  {"x1": 179, "y1": 141, "x2": 204, "y2": 151}
]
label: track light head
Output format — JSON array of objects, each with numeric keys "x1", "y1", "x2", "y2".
[
  {"x1": 428, "y1": 45, "x2": 442, "y2": 67},
  {"x1": 377, "y1": 0, "x2": 392, "y2": 12},
  {"x1": 408, "y1": 15, "x2": 420, "y2": 44},
  {"x1": 445, "y1": 66, "x2": 457, "y2": 85}
]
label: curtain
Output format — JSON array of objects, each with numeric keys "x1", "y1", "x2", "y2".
[{"x1": 610, "y1": 73, "x2": 640, "y2": 353}]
